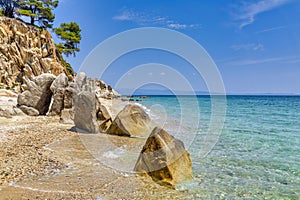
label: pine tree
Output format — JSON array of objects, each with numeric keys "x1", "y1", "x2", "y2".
[
  {"x1": 54, "y1": 22, "x2": 81, "y2": 57},
  {"x1": 0, "y1": 0, "x2": 20, "y2": 18},
  {"x1": 18, "y1": 0, "x2": 58, "y2": 28}
]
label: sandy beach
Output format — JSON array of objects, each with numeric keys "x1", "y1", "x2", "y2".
[{"x1": 0, "y1": 98, "x2": 194, "y2": 199}]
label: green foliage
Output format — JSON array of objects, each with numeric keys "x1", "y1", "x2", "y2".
[
  {"x1": 61, "y1": 59, "x2": 74, "y2": 76},
  {"x1": 0, "y1": 0, "x2": 20, "y2": 17},
  {"x1": 17, "y1": 0, "x2": 58, "y2": 28},
  {"x1": 54, "y1": 22, "x2": 81, "y2": 57}
]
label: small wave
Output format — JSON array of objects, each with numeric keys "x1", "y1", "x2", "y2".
[
  {"x1": 133, "y1": 102, "x2": 151, "y2": 114},
  {"x1": 103, "y1": 151, "x2": 119, "y2": 159},
  {"x1": 102, "y1": 146, "x2": 127, "y2": 159}
]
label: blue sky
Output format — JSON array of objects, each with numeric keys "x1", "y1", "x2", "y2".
[{"x1": 53, "y1": 0, "x2": 300, "y2": 95}]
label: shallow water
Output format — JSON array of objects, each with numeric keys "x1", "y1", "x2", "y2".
[
  {"x1": 1, "y1": 96, "x2": 299, "y2": 199},
  {"x1": 140, "y1": 95, "x2": 300, "y2": 199}
]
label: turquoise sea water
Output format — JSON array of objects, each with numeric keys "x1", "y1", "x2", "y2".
[{"x1": 138, "y1": 95, "x2": 300, "y2": 199}]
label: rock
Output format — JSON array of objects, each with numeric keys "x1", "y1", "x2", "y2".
[
  {"x1": 96, "y1": 104, "x2": 112, "y2": 132},
  {"x1": 0, "y1": 96, "x2": 24, "y2": 118},
  {"x1": 73, "y1": 91, "x2": 99, "y2": 133},
  {"x1": 107, "y1": 104, "x2": 153, "y2": 137},
  {"x1": 74, "y1": 72, "x2": 87, "y2": 91},
  {"x1": 64, "y1": 85, "x2": 75, "y2": 109},
  {"x1": 19, "y1": 105, "x2": 39, "y2": 116},
  {"x1": 50, "y1": 73, "x2": 68, "y2": 92},
  {"x1": 95, "y1": 79, "x2": 120, "y2": 99},
  {"x1": 49, "y1": 73, "x2": 68, "y2": 115},
  {"x1": 99, "y1": 119, "x2": 112, "y2": 133},
  {"x1": 17, "y1": 73, "x2": 56, "y2": 115},
  {"x1": 134, "y1": 127, "x2": 193, "y2": 188},
  {"x1": 60, "y1": 109, "x2": 74, "y2": 124},
  {"x1": 0, "y1": 107, "x2": 12, "y2": 118},
  {"x1": 97, "y1": 105, "x2": 111, "y2": 121},
  {"x1": 49, "y1": 88, "x2": 65, "y2": 116},
  {"x1": 0, "y1": 89, "x2": 18, "y2": 97},
  {"x1": 0, "y1": 17, "x2": 72, "y2": 92}
]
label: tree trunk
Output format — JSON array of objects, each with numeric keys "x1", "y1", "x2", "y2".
[{"x1": 31, "y1": 16, "x2": 34, "y2": 25}]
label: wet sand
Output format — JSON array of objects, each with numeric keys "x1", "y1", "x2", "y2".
[{"x1": 0, "y1": 108, "x2": 194, "y2": 199}]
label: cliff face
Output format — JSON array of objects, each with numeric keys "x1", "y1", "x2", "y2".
[{"x1": 0, "y1": 17, "x2": 71, "y2": 93}]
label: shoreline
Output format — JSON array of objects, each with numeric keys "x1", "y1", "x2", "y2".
[{"x1": 0, "y1": 97, "x2": 193, "y2": 199}]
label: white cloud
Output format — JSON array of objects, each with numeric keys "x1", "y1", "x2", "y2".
[
  {"x1": 112, "y1": 10, "x2": 136, "y2": 21},
  {"x1": 167, "y1": 23, "x2": 199, "y2": 29},
  {"x1": 231, "y1": 43, "x2": 264, "y2": 51},
  {"x1": 160, "y1": 72, "x2": 166, "y2": 76},
  {"x1": 233, "y1": 0, "x2": 292, "y2": 29},
  {"x1": 113, "y1": 9, "x2": 200, "y2": 30},
  {"x1": 256, "y1": 26, "x2": 286, "y2": 33},
  {"x1": 227, "y1": 56, "x2": 300, "y2": 66}
]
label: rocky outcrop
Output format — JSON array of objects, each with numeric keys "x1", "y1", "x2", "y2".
[
  {"x1": 107, "y1": 104, "x2": 153, "y2": 137},
  {"x1": 96, "y1": 80, "x2": 120, "y2": 99},
  {"x1": 15, "y1": 71, "x2": 119, "y2": 123},
  {"x1": 17, "y1": 73, "x2": 56, "y2": 115},
  {"x1": 134, "y1": 127, "x2": 193, "y2": 188},
  {"x1": 0, "y1": 17, "x2": 71, "y2": 93}
]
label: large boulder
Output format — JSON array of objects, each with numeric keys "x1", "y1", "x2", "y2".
[
  {"x1": 107, "y1": 104, "x2": 153, "y2": 137},
  {"x1": 17, "y1": 73, "x2": 56, "y2": 115},
  {"x1": 49, "y1": 73, "x2": 68, "y2": 115},
  {"x1": 134, "y1": 127, "x2": 193, "y2": 188},
  {"x1": 50, "y1": 72, "x2": 68, "y2": 91},
  {"x1": 73, "y1": 91, "x2": 100, "y2": 133}
]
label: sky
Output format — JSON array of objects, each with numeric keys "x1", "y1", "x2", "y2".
[{"x1": 52, "y1": 0, "x2": 300, "y2": 95}]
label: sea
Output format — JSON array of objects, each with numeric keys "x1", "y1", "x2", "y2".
[{"x1": 134, "y1": 95, "x2": 300, "y2": 199}]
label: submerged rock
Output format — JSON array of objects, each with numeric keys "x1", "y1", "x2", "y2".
[
  {"x1": 107, "y1": 104, "x2": 153, "y2": 137},
  {"x1": 134, "y1": 127, "x2": 193, "y2": 188},
  {"x1": 17, "y1": 73, "x2": 56, "y2": 115}
]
